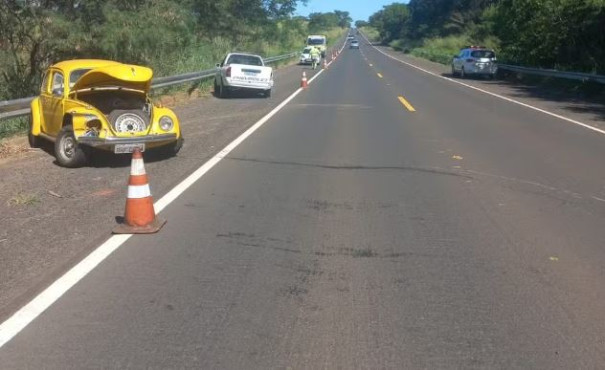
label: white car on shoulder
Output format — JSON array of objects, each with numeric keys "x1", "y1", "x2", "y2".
[
  {"x1": 299, "y1": 47, "x2": 318, "y2": 65},
  {"x1": 214, "y1": 53, "x2": 273, "y2": 98}
]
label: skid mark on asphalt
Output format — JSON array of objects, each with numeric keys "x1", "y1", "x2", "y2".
[
  {"x1": 462, "y1": 168, "x2": 605, "y2": 207},
  {"x1": 290, "y1": 104, "x2": 373, "y2": 110},
  {"x1": 225, "y1": 156, "x2": 473, "y2": 178},
  {"x1": 217, "y1": 230, "x2": 451, "y2": 260}
]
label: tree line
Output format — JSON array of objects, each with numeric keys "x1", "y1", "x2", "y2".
[
  {"x1": 361, "y1": 0, "x2": 605, "y2": 74},
  {"x1": 0, "y1": 0, "x2": 352, "y2": 100}
]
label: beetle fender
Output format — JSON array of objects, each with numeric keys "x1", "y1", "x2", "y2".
[
  {"x1": 30, "y1": 97, "x2": 42, "y2": 135},
  {"x1": 153, "y1": 106, "x2": 181, "y2": 138}
]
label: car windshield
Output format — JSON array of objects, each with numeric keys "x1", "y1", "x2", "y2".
[
  {"x1": 226, "y1": 55, "x2": 263, "y2": 66},
  {"x1": 471, "y1": 50, "x2": 495, "y2": 58},
  {"x1": 69, "y1": 69, "x2": 92, "y2": 87},
  {"x1": 302, "y1": 48, "x2": 312, "y2": 54},
  {"x1": 307, "y1": 38, "x2": 325, "y2": 45}
]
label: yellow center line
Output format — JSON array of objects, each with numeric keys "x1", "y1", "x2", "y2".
[
  {"x1": 398, "y1": 96, "x2": 416, "y2": 112},
  {"x1": 377, "y1": 73, "x2": 383, "y2": 78}
]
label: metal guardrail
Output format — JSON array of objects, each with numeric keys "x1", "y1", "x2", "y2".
[
  {"x1": 0, "y1": 51, "x2": 299, "y2": 122},
  {"x1": 498, "y1": 64, "x2": 605, "y2": 84}
]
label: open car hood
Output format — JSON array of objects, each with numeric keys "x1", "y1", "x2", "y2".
[{"x1": 72, "y1": 64, "x2": 153, "y2": 92}]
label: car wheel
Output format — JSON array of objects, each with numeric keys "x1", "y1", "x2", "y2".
[
  {"x1": 27, "y1": 114, "x2": 41, "y2": 148},
  {"x1": 264, "y1": 89, "x2": 271, "y2": 98},
  {"x1": 55, "y1": 125, "x2": 88, "y2": 168},
  {"x1": 157, "y1": 137, "x2": 184, "y2": 158},
  {"x1": 218, "y1": 82, "x2": 229, "y2": 98},
  {"x1": 460, "y1": 67, "x2": 466, "y2": 79},
  {"x1": 451, "y1": 65, "x2": 458, "y2": 77}
]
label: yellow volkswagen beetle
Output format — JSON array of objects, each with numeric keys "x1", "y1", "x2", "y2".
[{"x1": 29, "y1": 59, "x2": 183, "y2": 167}]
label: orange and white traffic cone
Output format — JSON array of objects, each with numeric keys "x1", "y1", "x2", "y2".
[
  {"x1": 113, "y1": 149, "x2": 166, "y2": 234},
  {"x1": 301, "y1": 71, "x2": 308, "y2": 88}
]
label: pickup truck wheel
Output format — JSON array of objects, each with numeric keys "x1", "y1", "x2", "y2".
[
  {"x1": 28, "y1": 114, "x2": 41, "y2": 148},
  {"x1": 55, "y1": 125, "x2": 88, "y2": 168},
  {"x1": 218, "y1": 82, "x2": 228, "y2": 98}
]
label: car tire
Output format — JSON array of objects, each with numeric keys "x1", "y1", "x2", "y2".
[
  {"x1": 218, "y1": 81, "x2": 228, "y2": 98},
  {"x1": 28, "y1": 114, "x2": 41, "y2": 148},
  {"x1": 264, "y1": 89, "x2": 271, "y2": 98},
  {"x1": 157, "y1": 137, "x2": 184, "y2": 158},
  {"x1": 55, "y1": 125, "x2": 88, "y2": 168},
  {"x1": 451, "y1": 65, "x2": 458, "y2": 77},
  {"x1": 460, "y1": 67, "x2": 466, "y2": 79}
]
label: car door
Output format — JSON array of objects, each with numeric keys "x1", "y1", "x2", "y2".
[
  {"x1": 454, "y1": 50, "x2": 465, "y2": 71},
  {"x1": 41, "y1": 70, "x2": 65, "y2": 136},
  {"x1": 36, "y1": 71, "x2": 51, "y2": 133}
]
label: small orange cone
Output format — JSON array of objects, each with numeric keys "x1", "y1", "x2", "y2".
[
  {"x1": 113, "y1": 149, "x2": 166, "y2": 234},
  {"x1": 301, "y1": 71, "x2": 308, "y2": 88}
]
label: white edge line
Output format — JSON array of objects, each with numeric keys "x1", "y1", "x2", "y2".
[
  {"x1": 358, "y1": 32, "x2": 605, "y2": 136},
  {"x1": 0, "y1": 59, "x2": 327, "y2": 347},
  {"x1": 0, "y1": 35, "x2": 349, "y2": 347}
]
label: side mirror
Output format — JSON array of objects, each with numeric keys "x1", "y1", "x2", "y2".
[{"x1": 215, "y1": 63, "x2": 220, "y2": 68}]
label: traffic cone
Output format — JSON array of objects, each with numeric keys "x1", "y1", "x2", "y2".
[
  {"x1": 301, "y1": 71, "x2": 308, "y2": 88},
  {"x1": 113, "y1": 149, "x2": 166, "y2": 234}
]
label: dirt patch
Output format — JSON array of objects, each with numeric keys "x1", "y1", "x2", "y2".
[{"x1": 0, "y1": 136, "x2": 36, "y2": 160}]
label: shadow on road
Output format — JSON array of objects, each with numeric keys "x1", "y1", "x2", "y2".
[{"x1": 440, "y1": 72, "x2": 605, "y2": 121}]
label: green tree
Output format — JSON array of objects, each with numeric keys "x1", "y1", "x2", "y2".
[{"x1": 369, "y1": 3, "x2": 410, "y2": 43}]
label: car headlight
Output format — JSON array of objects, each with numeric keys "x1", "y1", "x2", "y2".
[{"x1": 159, "y1": 116, "x2": 174, "y2": 131}]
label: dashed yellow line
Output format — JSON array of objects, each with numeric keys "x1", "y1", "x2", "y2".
[
  {"x1": 377, "y1": 73, "x2": 383, "y2": 78},
  {"x1": 398, "y1": 96, "x2": 416, "y2": 112}
]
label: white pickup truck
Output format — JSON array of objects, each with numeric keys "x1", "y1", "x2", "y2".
[{"x1": 214, "y1": 53, "x2": 274, "y2": 98}]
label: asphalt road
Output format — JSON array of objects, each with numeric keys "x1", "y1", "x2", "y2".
[
  {"x1": 2, "y1": 40, "x2": 605, "y2": 368},
  {"x1": 0, "y1": 53, "x2": 330, "y2": 321}
]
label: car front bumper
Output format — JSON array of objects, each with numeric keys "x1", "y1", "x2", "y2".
[{"x1": 78, "y1": 133, "x2": 177, "y2": 148}]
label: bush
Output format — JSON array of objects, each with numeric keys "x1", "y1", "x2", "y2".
[
  {"x1": 389, "y1": 39, "x2": 405, "y2": 51},
  {"x1": 408, "y1": 34, "x2": 499, "y2": 65}
]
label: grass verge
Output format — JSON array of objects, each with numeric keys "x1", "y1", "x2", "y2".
[{"x1": 0, "y1": 117, "x2": 28, "y2": 140}]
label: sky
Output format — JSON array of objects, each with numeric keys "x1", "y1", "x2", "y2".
[{"x1": 295, "y1": 0, "x2": 406, "y2": 23}]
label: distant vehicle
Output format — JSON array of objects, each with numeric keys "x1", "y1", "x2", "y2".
[
  {"x1": 306, "y1": 35, "x2": 327, "y2": 57},
  {"x1": 452, "y1": 46, "x2": 498, "y2": 79},
  {"x1": 299, "y1": 47, "x2": 319, "y2": 65},
  {"x1": 214, "y1": 53, "x2": 274, "y2": 98},
  {"x1": 347, "y1": 35, "x2": 355, "y2": 41},
  {"x1": 28, "y1": 59, "x2": 183, "y2": 167},
  {"x1": 350, "y1": 40, "x2": 359, "y2": 49}
]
